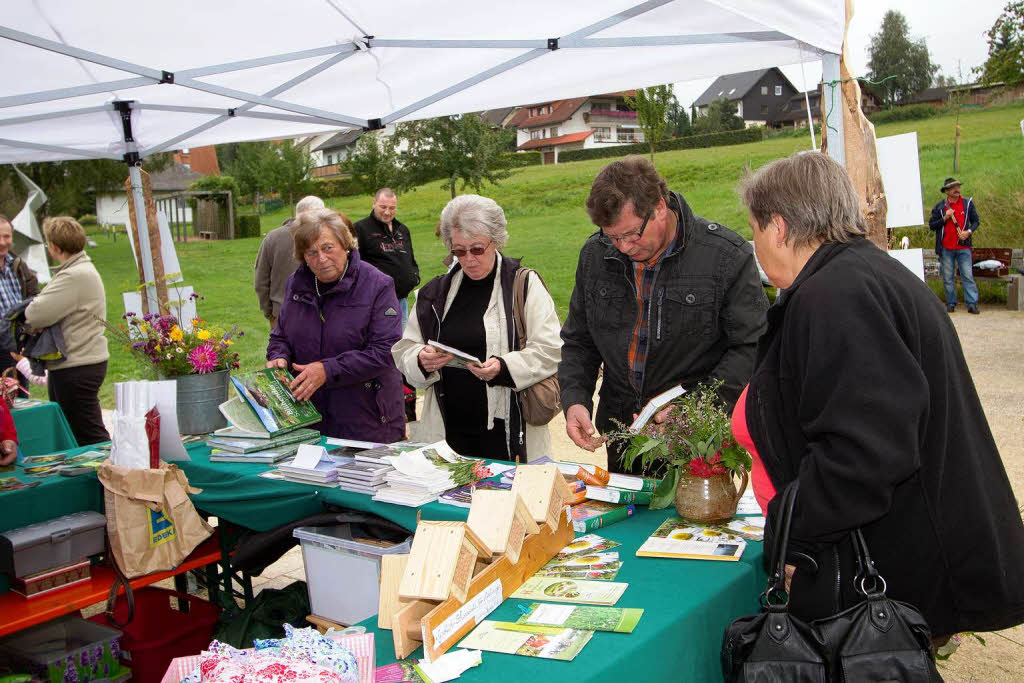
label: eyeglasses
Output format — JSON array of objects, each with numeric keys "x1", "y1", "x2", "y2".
[
  {"x1": 602, "y1": 211, "x2": 652, "y2": 245},
  {"x1": 450, "y1": 244, "x2": 489, "y2": 258},
  {"x1": 304, "y1": 243, "x2": 338, "y2": 260}
]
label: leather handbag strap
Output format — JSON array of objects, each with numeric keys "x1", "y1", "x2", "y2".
[
  {"x1": 511, "y1": 268, "x2": 530, "y2": 350},
  {"x1": 851, "y1": 528, "x2": 887, "y2": 597},
  {"x1": 763, "y1": 479, "x2": 800, "y2": 605}
]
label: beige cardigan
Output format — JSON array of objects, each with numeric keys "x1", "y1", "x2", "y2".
[
  {"x1": 392, "y1": 253, "x2": 562, "y2": 460},
  {"x1": 25, "y1": 251, "x2": 109, "y2": 370}
]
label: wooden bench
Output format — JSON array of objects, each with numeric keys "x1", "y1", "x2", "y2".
[{"x1": 199, "y1": 230, "x2": 216, "y2": 240}]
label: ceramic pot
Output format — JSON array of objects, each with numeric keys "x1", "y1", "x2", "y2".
[
  {"x1": 674, "y1": 468, "x2": 749, "y2": 523},
  {"x1": 174, "y1": 369, "x2": 229, "y2": 434}
]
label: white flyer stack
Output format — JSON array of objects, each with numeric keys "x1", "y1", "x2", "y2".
[
  {"x1": 371, "y1": 442, "x2": 461, "y2": 507},
  {"x1": 111, "y1": 380, "x2": 190, "y2": 469}
]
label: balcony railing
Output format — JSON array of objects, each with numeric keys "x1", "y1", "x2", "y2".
[{"x1": 584, "y1": 110, "x2": 638, "y2": 123}]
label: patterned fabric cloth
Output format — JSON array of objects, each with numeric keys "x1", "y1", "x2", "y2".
[
  {"x1": 626, "y1": 235, "x2": 677, "y2": 394},
  {"x1": 0, "y1": 254, "x2": 23, "y2": 317},
  {"x1": 183, "y1": 627, "x2": 359, "y2": 683}
]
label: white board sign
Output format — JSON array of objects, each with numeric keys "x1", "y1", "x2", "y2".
[
  {"x1": 876, "y1": 132, "x2": 925, "y2": 229},
  {"x1": 888, "y1": 248, "x2": 926, "y2": 281}
]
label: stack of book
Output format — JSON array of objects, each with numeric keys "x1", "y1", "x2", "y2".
[
  {"x1": 570, "y1": 500, "x2": 636, "y2": 533},
  {"x1": 207, "y1": 428, "x2": 321, "y2": 463},
  {"x1": 276, "y1": 456, "x2": 342, "y2": 487},
  {"x1": 335, "y1": 460, "x2": 392, "y2": 495},
  {"x1": 583, "y1": 472, "x2": 659, "y2": 505},
  {"x1": 371, "y1": 441, "x2": 466, "y2": 507}
]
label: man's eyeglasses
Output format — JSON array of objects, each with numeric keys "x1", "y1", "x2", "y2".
[
  {"x1": 450, "y1": 245, "x2": 489, "y2": 258},
  {"x1": 603, "y1": 211, "x2": 652, "y2": 245}
]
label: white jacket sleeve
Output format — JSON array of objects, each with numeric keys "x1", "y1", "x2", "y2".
[
  {"x1": 391, "y1": 304, "x2": 441, "y2": 389},
  {"x1": 501, "y1": 271, "x2": 562, "y2": 391}
]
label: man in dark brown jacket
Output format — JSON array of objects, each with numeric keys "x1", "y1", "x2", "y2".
[{"x1": 0, "y1": 214, "x2": 39, "y2": 388}]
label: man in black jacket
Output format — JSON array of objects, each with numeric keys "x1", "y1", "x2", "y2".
[
  {"x1": 0, "y1": 214, "x2": 39, "y2": 389},
  {"x1": 928, "y1": 177, "x2": 980, "y2": 314},
  {"x1": 558, "y1": 157, "x2": 768, "y2": 472},
  {"x1": 353, "y1": 188, "x2": 420, "y2": 323}
]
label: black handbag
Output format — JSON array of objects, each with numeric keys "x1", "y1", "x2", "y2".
[{"x1": 721, "y1": 480, "x2": 942, "y2": 682}]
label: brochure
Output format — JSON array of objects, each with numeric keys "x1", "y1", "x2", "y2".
[
  {"x1": 230, "y1": 367, "x2": 322, "y2": 436},
  {"x1": 629, "y1": 385, "x2": 686, "y2": 432},
  {"x1": 437, "y1": 479, "x2": 511, "y2": 508},
  {"x1": 537, "y1": 551, "x2": 622, "y2": 580},
  {"x1": 635, "y1": 517, "x2": 746, "y2": 561},
  {"x1": 515, "y1": 603, "x2": 644, "y2": 634},
  {"x1": 426, "y1": 340, "x2": 483, "y2": 369},
  {"x1": 556, "y1": 534, "x2": 621, "y2": 558},
  {"x1": 510, "y1": 576, "x2": 627, "y2": 605},
  {"x1": 459, "y1": 620, "x2": 593, "y2": 661}
]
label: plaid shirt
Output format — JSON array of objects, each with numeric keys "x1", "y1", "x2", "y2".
[
  {"x1": 0, "y1": 253, "x2": 23, "y2": 317},
  {"x1": 626, "y1": 235, "x2": 677, "y2": 393}
]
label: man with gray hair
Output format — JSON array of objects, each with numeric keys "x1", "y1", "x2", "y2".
[
  {"x1": 254, "y1": 195, "x2": 324, "y2": 329},
  {"x1": 559, "y1": 156, "x2": 767, "y2": 473}
]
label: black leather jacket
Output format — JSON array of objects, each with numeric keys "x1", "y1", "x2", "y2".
[{"x1": 558, "y1": 191, "x2": 767, "y2": 441}]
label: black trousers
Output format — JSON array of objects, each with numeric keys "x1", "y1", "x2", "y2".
[{"x1": 48, "y1": 361, "x2": 109, "y2": 447}]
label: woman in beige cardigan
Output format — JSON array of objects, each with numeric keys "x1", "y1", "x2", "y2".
[
  {"x1": 392, "y1": 195, "x2": 562, "y2": 462},
  {"x1": 26, "y1": 217, "x2": 109, "y2": 445}
]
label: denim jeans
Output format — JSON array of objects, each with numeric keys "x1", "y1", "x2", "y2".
[{"x1": 939, "y1": 248, "x2": 978, "y2": 307}]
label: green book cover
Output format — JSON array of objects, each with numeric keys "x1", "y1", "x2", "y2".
[
  {"x1": 607, "y1": 473, "x2": 660, "y2": 493},
  {"x1": 570, "y1": 501, "x2": 635, "y2": 533},
  {"x1": 206, "y1": 428, "x2": 321, "y2": 453},
  {"x1": 515, "y1": 603, "x2": 643, "y2": 633},
  {"x1": 230, "y1": 368, "x2": 322, "y2": 436}
]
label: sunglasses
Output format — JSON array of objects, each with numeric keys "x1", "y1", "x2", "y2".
[{"x1": 450, "y1": 244, "x2": 489, "y2": 258}]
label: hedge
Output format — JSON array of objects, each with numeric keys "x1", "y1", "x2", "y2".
[
  {"x1": 867, "y1": 103, "x2": 945, "y2": 124},
  {"x1": 558, "y1": 127, "x2": 763, "y2": 163},
  {"x1": 235, "y1": 214, "x2": 261, "y2": 239},
  {"x1": 312, "y1": 176, "x2": 363, "y2": 198},
  {"x1": 507, "y1": 151, "x2": 542, "y2": 167}
]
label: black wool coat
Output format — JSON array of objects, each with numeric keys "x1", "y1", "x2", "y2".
[{"x1": 747, "y1": 237, "x2": 1024, "y2": 637}]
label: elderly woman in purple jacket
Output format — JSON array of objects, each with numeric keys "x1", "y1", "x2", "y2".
[{"x1": 266, "y1": 208, "x2": 405, "y2": 441}]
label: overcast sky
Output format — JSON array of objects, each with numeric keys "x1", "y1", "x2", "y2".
[{"x1": 674, "y1": 0, "x2": 1008, "y2": 107}]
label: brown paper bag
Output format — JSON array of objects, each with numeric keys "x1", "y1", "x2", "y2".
[{"x1": 97, "y1": 462, "x2": 214, "y2": 578}]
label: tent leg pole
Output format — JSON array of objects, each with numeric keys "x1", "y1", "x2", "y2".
[{"x1": 822, "y1": 53, "x2": 846, "y2": 168}]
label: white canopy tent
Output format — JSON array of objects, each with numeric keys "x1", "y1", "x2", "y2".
[{"x1": 1, "y1": 0, "x2": 847, "y2": 165}]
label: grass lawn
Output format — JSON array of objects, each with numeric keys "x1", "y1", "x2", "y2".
[{"x1": 87, "y1": 100, "x2": 1024, "y2": 408}]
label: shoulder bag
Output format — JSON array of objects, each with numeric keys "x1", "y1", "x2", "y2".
[
  {"x1": 511, "y1": 268, "x2": 561, "y2": 426},
  {"x1": 721, "y1": 479, "x2": 941, "y2": 682}
]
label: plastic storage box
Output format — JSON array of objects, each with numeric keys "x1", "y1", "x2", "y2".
[
  {"x1": 293, "y1": 526, "x2": 412, "y2": 626},
  {"x1": 0, "y1": 615, "x2": 126, "y2": 683},
  {"x1": 89, "y1": 586, "x2": 219, "y2": 683},
  {"x1": 0, "y1": 511, "x2": 106, "y2": 578}
]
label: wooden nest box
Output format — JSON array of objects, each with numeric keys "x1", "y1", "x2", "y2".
[
  {"x1": 510, "y1": 463, "x2": 569, "y2": 529},
  {"x1": 466, "y1": 490, "x2": 539, "y2": 564},
  {"x1": 398, "y1": 521, "x2": 489, "y2": 603}
]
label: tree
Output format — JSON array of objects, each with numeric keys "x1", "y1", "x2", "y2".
[
  {"x1": 978, "y1": 2, "x2": 1024, "y2": 86},
  {"x1": 666, "y1": 95, "x2": 692, "y2": 138},
  {"x1": 397, "y1": 114, "x2": 517, "y2": 199},
  {"x1": 222, "y1": 142, "x2": 276, "y2": 212},
  {"x1": 344, "y1": 133, "x2": 404, "y2": 195},
  {"x1": 273, "y1": 139, "x2": 315, "y2": 211},
  {"x1": 867, "y1": 10, "x2": 938, "y2": 106},
  {"x1": 625, "y1": 85, "x2": 673, "y2": 160},
  {"x1": 691, "y1": 98, "x2": 744, "y2": 135}
]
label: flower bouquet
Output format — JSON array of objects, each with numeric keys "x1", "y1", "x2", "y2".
[
  {"x1": 105, "y1": 296, "x2": 242, "y2": 378},
  {"x1": 608, "y1": 382, "x2": 751, "y2": 518}
]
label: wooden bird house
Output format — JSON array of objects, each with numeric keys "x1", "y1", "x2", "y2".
[
  {"x1": 510, "y1": 463, "x2": 569, "y2": 529},
  {"x1": 466, "y1": 490, "x2": 540, "y2": 564},
  {"x1": 398, "y1": 521, "x2": 489, "y2": 603}
]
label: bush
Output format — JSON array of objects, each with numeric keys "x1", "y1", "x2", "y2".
[
  {"x1": 235, "y1": 214, "x2": 261, "y2": 239},
  {"x1": 312, "y1": 176, "x2": 363, "y2": 198},
  {"x1": 558, "y1": 128, "x2": 763, "y2": 163},
  {"x1": 77, "y1": 213, "x2": 97, "y2": 225},
  {"x1": 868, "y1": 104, "x2": 945, "y2": 125},
  {"x1": 507, "y1": 151, "x2": 542, "y2": 167},
  {"x1": 263, "y1": 198, "x2": 284, "y2": 213}
]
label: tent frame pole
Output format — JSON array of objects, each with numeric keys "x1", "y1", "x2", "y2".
[{"x1": 822, "y1": 52, "x2": 846, "y2": 167}]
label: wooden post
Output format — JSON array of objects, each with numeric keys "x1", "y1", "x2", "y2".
[
  {"x1": 226, "y1": 191, "x2": 235, "y2": 240},
  {"x1": 124, "y1": 175, "x2": 149, "y2": 316}
]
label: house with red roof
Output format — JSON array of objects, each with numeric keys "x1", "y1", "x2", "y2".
[{"x1": 508, "y1": 91, "x2": 642, "y2": 164}]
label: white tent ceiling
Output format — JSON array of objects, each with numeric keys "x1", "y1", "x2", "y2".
[{"x1": 0, "y1": 0, "x2": 845, "y2": 164}]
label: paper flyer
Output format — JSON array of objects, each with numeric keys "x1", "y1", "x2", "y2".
[
  {"x1": 426, "y1": 340, "x2": 483, "y2": 369},
  {"x1": 556, "y1": 533, "x2": 621, "y2": 558},
  {"x1": 635, "y1": 517, "x2": 746, "y2": 561},
  {"x1": 516, "y1": 603, "x2": 644, "y2": 633},
  {"x1": 458, "y1": 621, "x2": 593, "y2": 661},
  {"x1": 510, "y1": 576, "x2": 627, "y2": 605},
  {"x1": 536, "y1": 551, "x2": 621, "y2": 580}
]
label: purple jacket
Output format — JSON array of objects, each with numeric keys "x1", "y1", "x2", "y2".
[{"x1": 267, "y1": 249, "x2": 405, "y2": 441}]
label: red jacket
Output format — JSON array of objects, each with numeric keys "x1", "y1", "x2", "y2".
[{"x1": 0, "y1": 400, "x2": 18, "y2": 442}]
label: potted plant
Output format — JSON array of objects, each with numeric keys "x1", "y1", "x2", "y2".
[
  {"x1": 610, "y1": 382, "x2": 751, "y2": 522},
  {"x1": 105, "y1": 296, "x2": 242, "y2": 434}
]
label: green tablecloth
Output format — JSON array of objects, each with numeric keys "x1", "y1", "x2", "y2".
[
  {"x1": 11, "y1": 402, "x2": 78, "y2": 457},
  {"x1": 360, "y1": 505, "x2": 766, "y2": 683}
]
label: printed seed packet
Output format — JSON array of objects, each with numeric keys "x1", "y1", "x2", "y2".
[
  {"x1": 0, "y1": 477, "x2": 40, "y2": 492},
  {"x1": 556, "y1": 533, "x2": 620, "y2": 558},
  {"x1": 20, "y1": 452, "x2": 68, "y2": 466}
]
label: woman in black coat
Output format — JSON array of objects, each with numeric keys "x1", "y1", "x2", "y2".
[{"x1": 734, "y1": 151, "x2": 1024, "y2": 642}]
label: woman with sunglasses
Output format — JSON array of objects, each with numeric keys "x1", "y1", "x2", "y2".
[{"x1": 392, "y1": 195, "x2": 562, "y2": 461}]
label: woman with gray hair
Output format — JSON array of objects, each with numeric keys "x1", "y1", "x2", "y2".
[
  {"x1": 733, "y1": 151, "x2": 1024, "y2": 646},
  {"x1": 392, "y1": 194, "x2": 562, "y2": 461}
]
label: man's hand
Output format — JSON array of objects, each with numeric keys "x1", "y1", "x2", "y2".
[
  {"x1": 468, "y1": 357, "x2": 501, "y2": 382},
  {"x1": 944, "y1": 208, "x2": 954, "y2": 221},
  {"x1": 0, "y1": 440, "x2": 17, "y2": 467},
  {"x1": 418, "y1": 346, "x2": 454, "y2": 374},
  {"x1": 266, "y1": 358, "x2": 288, "y2": 369},
  {"x1": 290, "y1": 362, "x2": 326, "y2": 401},
  {"x1": 565, "y1": 404, "x2": 605, "y2": 451},
  {"x1": 785, "y1": 563, "x2": 796, "y2": 592},
  {"x1": 632, "y1": 404, "x2": 675, "y2": 433}
]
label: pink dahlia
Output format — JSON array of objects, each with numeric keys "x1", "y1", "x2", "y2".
[{"x1": 187, "y1": 342, "x2": 219, "y2": 374}]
